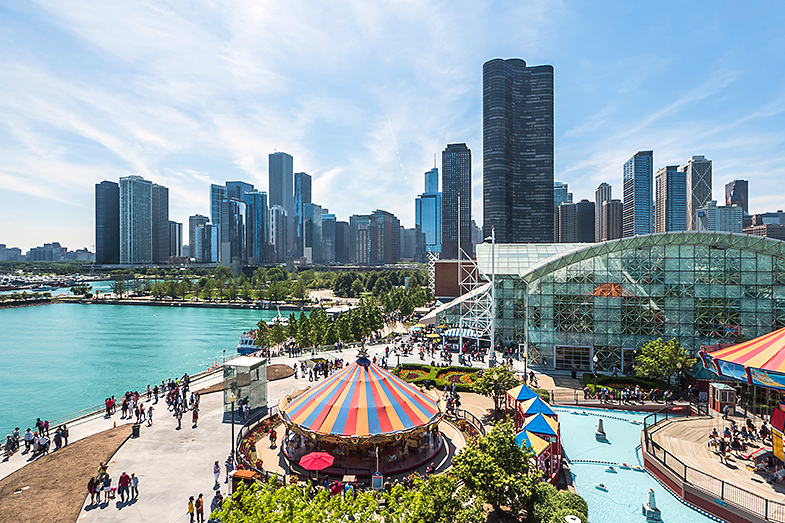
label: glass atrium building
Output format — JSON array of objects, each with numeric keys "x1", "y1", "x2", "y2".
[{"x1": 451, "y1": 232, "x2": 785, "y2": 373}]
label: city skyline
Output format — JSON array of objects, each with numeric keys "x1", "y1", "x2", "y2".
[{"x1": 3, "y1": 2, "x2": 785, "y2": 251}]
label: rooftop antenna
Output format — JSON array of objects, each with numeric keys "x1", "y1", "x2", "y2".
[{"x1": 434, "y1": 153, "x2": 437, "y2": 169}]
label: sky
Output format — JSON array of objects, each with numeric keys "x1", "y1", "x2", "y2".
[{"x1": 2, "y1": 1, "x2": 785, "y2": 252}]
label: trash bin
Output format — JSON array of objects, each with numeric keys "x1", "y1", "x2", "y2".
[
  {"x1": 571, "y1": 370, "x2": 577, "y2": 379},
  {"x1": 132, "y1": 423, "x2": 140, "y2": 438}
]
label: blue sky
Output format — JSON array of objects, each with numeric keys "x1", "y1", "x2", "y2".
[{"x1": 2, "y1": 1, "x2": 785, "y2": 252}]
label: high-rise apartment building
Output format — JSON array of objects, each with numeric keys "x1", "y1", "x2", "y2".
[
  {"x1": 623, "y1": 151, "x2": 653, "y2": 237},
  {"x1": 303, "y1": 203, "x2": 323, "y2": 264},
  {"x1": 195, "y1": 224, "x2": 219, "y2": 263},
  {"x1": 682, "y1": 155, "x2": 712, "y2": 231},
  {"x1": 350, "y1": 214, "x2": 374, "y2": 266},
  {"x1": 335, "y1": 221, "x2": 350, "y2": 264},
  {"x1": 602, "y1": 199, "x2": 623, "y2": 241},
  {"x1": 322, "y1": 213, "x2": 336, "y2": 264},
  {"x1": 441, "y1": 143, "x2": 471, "y2": 259},
  {"x1": 119, "y1": 175, "x2": 153, "y2": 264},
  {"x1": 695, "y1": 201, "x2": 743, "y2": 233},
  {"x1": 243, "y1": 190, "x2": 268, "y2": 265},
  {"x1": 188, "y1": 215, "x2": 209, "y2": 259},
  {"x1": 220, "y1": 198, "x2": 246, "y2": 265},
  {"x1": 95, "y1": 180, "x2": 120, "y2": 264},
  {"x1": 654, "y1": 166, "x2": 686, "y2": 233},
  {"x1": 556, "y1": 200, "x2": 594, "y2": 243},
  {"x1": 415, "y1": 167, "x2": 442, "y2": 262},
  {"x1": 269, "y1": 152, "x2": 294, "y2": 255},
  {"x1": 294, "y1": 172, "x2": 312, "y2": 258},
  {"x1": 483, "y1": 58, "x2": 554, "y2": 243},
  {"x1": 152, "y1": 184, "x2": 169, "y2": 263},
  {"x1": 209, "y1": 184, "x2": 226, "y2": 228},
  {"x1": 225, "y1": 181, "x2": 254, "y2": 200},
  {"x1": 169, "y1": 221, "x2": 182, "y2": 258},
  {"x1": 725, "y1": 180, "x2": 749, "y2": 215},
  {"x1": 554, "y1": 182, "x2": 573, "y2": 208},
  {"x1": 268, "y1": 205, "x2": 288, "y2": 263},
  {"x1": 594, "y1": 183, "x2": 612, "y2": 242}
]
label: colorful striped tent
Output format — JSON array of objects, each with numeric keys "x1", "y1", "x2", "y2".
[
  {"x1": 518, "y1": 397, "x2": 557, "y2": 418},
  {"x1": 521, "y1": 413, "x2": 559, "y2": 437},
  {"x1": 506, "y1": 383, "x2": 539, "y2": 402},
  {"x1": 280, "y1": 354, "x2": 442, "y2": 438},
  {"x1": 700, "y1": 327, "x2": 785, "y2": 390}
]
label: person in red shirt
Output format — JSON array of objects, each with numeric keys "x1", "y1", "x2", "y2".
[{"x1": 118, "y1": 471, "x2": 131, "y2": 502}]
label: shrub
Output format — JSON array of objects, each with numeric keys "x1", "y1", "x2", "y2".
[
  {"x1": 529, "y1": 483, "x2": 588, "y2": 523},
  {"x1": 549, "y1": 506, "x2": 587, "y2": 523},
  {"x1": 394, "y1": 364, "x2": 481, "y2": 393},
  {"x1": 534, "y1": 388, "x2": 550, "y2": 403},
  {"x1": 582, "y1": 373, "x2": 670, "y2": 392}
]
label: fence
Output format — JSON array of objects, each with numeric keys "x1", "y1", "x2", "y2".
[
  {"x1": 643, "y1": 411, "x2": 785, "y2": 522},
  {"x1": 448, "y1": 408, "x2": 486, "y2": 436}
]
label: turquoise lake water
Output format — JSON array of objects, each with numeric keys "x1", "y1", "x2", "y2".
[
  {"x1": 555, "y1": 406, "x2": 716, "y2": 523},
  {"x1": 0, "y1": 302, "x2": 284, "y2": 431}
]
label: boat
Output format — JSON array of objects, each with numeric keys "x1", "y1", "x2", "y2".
[
  {"x1": 594, "y1": 483, "x2": 608, "y2": 491},
  {"x1": 619, "y1": 463, "x2": 631, "y2": 469},
  {"x1": 237, "y1": 331, "x2": 259, "y2": 355},
  {"x1": 605, "y1": 466, "x2": 617, "y2": 473},
  {"x1": 267, "y1": 307, "x2": 289, "y2": 327}
]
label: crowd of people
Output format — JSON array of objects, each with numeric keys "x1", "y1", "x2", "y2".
[
  {"x1": 4, "y1": 422, "x2": 70, "y2": 460},
  {"x1": 85, "y1": 462, "x2": 139, "y2": 506},
  {"x1": 582, "y1": 384, "x2": 677, "y2": 404},
  {"x1": 708, "y1": 418, "x2": 772, "y2": 469}
]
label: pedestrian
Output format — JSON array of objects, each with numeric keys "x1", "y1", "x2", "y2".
[
  {"x1": 196, "y1": 493, "x2": 205, "y2": 523},
  {"x1": 192, "y1": 407, "x2": 199, "y2": 428},
  {"x1": 188, "y1": 496, "x2": 196, "y2": 523},
  {"x1": 213, "y1": 460, "x2": 220, "y2": 486},
  {"x1": 225, "y1": 455, "x2": 233, "y2": 483},
  {"x1": 723, "y1": 404, "x2": 729, "y2": 420},
  {"x1": 269, "y1": 427, "x2": 277, "y2": 449},
  {"x1": 62, "y1": 424, "x2": 69, "y2": 446},
  {"x1": 148, "y1": 405, "x2": 154, "y2": 426},
  {"x1": 87, "y1": 476, "x2": 98, "y2": 504},
  {"x1": 102, "y1": 473, "x2": 112, "y2": 503},
  {"x1": 177, "y1": 409, "x2": 183, "y2": 430},
  {"x1": 118, "y1": 471, "x2": 131, "y2": 502},
  {"x1": 210, "y1": 491, "x2": 223, "y2": 515},
  {"x1": 24, "y1": 428, "x2": 33, "y2": 452}
]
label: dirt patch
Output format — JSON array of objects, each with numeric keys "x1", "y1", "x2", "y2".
[
  {"x1": 197, "y1": 364, "x2": 294, "y2": 395},
  {"x1": 0, "y1": 424, "x2": 132, "y2": 523},
  {"x1": 267, "y1": 364, "x2": 294, "y2": 381}
]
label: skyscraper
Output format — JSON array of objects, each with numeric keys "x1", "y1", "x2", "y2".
[
  {"x1": 556, "y1": 200, "x2": 594, "y2": 243},
  {"x1": 188, "y1": 215, "x2": 209, "y2": 259},
  {"x1": 350, "y1": 214, "x2": 374, "y2": 265},
  {"x1": 654, "y1": 166, "x2": 686, "y2": 233},
  {"x1": 268, "y1": 205, "x2": 288, "y2": 263},
  {"x1": 294, "y1": 172, "x2": 312, "y2": 258},
  {"x1": 119, "y1": 175, "x2": 153, "y2": 264},
  {"x1": 441, "y1": 143, "x2": 471, "y2": 259},
  {"x1": 209, "y1": 184, "x2": 226, "y2": 228},
  {"x1": 623, "y1": 151, "x2": 653, "y2": 237},
  {"x1": 225, "y1": 181, "x2": 254, "y2": 200},
  {"x1": 95, "y1": 180, "x2": 120, "y2": 264},
  {"x1": 152, "y1": 184, "x2": 169, "y2": 263},
  {"x1": 594, "y1": 183, "x2": 612, "y2": 242},
  {"x1": 682, "y1": 155, "x2": 712, "y2": 231},
  {"x1": 725, "y1": 180, "x2": 748, "y2": 215},
  {"x1": 169, "y1": 221, "x2": 182, "y2": 257},
  {"x1": 602, "y1": 200, "x2": 623, "y2": 241},
  {"x1": 335, "y1": 221, "x2": 350, "y2": 264},
  {"x1": 303, "y1": 202, "x2": 323, "y2": 264},
  {"x1": 243, "y1": 190, "x2": 268, "y2": 265},
  {"x1": 415, "y1": 167, "x2": 441, "y2": 262},
  {"x1": 195, "y1": 224, "x2": 219, "y2": 263},
  {"x1": 483, "y1": 58, "x2": 554, "y2": 243},
  {"x1": 322, "y1": 212, "x2": 336, "y2": 264},
  {"x1": 269, "y1": 152, "x2": 294, "y2": 255},
  {"x1": 220, "y1": 198, "x2": 247, "y2": 266},
  {"x1": 554, "y1": 182, "x2": 573, "y2": 208}
]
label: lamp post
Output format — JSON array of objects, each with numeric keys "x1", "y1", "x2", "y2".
[
  {"x1": 593, "y1": 355, "x2": 599, "y2": 400},
  {"x1": 523, "y1": 351, "x2": 528, "y2": 381},
  {"x1": 676, "y1": 361, "x2": 683, "y2": 390},
  {"x1": 485, "y1": 227, "x2": 496, "y2": 368},
  {"x1": 492, "y1": 371, "x2": 499, "y2": 419},
  {"x1": 230, "y1": 393, "x2": 236, "y2": 463}
]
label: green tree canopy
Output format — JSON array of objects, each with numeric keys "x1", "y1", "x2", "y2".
[
  {"x1": 254, "y1": 320, "x2": 270, "y2": 348},
  {"x1": 472, "y1": 365, "x2": 521, "y2": 414},
  {"x1": 451, "y1": 421, "x2": 538, "y2": 515},
  {"x1": 634, "y1": 337, "x2": 696, "y2": 384}
]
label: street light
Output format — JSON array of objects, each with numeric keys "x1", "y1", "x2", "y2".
[
  {"x1": 523, "y1": 351, "x2": 528, "y2": 381},
  {"x1": 676, "y1": 361, "x2": 683, "y2": 390},
  {"x1": 485, "y1": 228, "x2": 496, "y2": 368},
  {"x1": 593, "y1": 355, "x2": 599, "y2": 401},
  {"x1": 230, "y1": 393, "x2": 236, "y2": 463}
]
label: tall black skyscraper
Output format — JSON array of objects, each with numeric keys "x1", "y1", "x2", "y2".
[
  {"x1": 95, "y1": 181, "x2": 120, "y2": 264},
  {"x1": 269, "y1": 152, "x2": 294, "y2": 256},
  {"x1": 152, "y1": 184, "x2": 169, "y2": 263},
  {"x1": 725, "y1": 180, "x2": 749, "y2": 215},
  {"x1": 483, "y1": 58, "x2": 554, "y2": 243},
  {"x1": 294, "y1": 172, "x2": 312, "y2": 257},
  {"x1": 441, "y1": 143, "x2": 472, "y2": 259}
]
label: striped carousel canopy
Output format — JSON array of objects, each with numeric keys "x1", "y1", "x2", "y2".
[
  {"x1": 700, "y1": 327, "x2": 785, "y2": 390},
  {"x1": 280, "y1": 353, "x2": 442, "y2": 437}
]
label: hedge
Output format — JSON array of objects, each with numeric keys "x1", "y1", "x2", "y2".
[
  {"x1": 393, "y1": 363, "x2": 482, "y2": 393},
  {"x1": 534, "y1": 389, "x2": 550, "y2": 403},
  {"x1": 529, "y1": 481, "x2": 588, "y2": 523},
  {"x1": 582, "y1": 373, "x2": 670, "y2": 392}
]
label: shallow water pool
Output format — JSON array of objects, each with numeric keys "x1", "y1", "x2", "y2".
[{"x1": 555, "y1": 406, "x2": 720, "y2": 523}]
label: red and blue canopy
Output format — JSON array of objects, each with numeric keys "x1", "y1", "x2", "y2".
[
  {"x1": 280, "y1": 356, "x2": 442, "y2": 437},
  {"x1": 700, "y1": 327, "x2": 785, "y2": 391}
]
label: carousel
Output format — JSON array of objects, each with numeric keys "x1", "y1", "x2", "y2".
[{"x1": 278, "y1": 349, "x2": 444, "y2": 477}]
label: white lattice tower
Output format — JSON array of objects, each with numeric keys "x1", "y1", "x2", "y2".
[
  {"x1": 427, "y1": 250, "x2": 438, "y2": 297},
  {"x1": 458, "y1": 244, "x2": 493, "y2": 338}
]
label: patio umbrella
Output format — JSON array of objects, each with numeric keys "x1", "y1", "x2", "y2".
[{"x1": 299, "y1": 451, "x2": 335, "y2": 471}]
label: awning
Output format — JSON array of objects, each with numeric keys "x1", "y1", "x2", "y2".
[
  {"x1": 522, "y1": 413, "x2": 559, "y2": 437},
  {"x1": 507, "y1": 384, "x2": 539, "y2": 402},
  {"x1": 700, "y1": 327, "x2": 785, "y2": 390},
  {"x1": 442, "y1": 328, "x2": 480, "y2": 339},
  {"x1": 515, "y1": 430, "x2": 550, "y2": 456},
  {"x1": 518, "y1": 397, "x2": 557, "y2": 418}
]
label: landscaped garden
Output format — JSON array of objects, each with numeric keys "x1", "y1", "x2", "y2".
[{"x1": 393, "y1": 363, "x2": 481, "y2": 392}]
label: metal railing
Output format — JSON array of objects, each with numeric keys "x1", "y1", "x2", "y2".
[
  {"x1": 643, "y1": 411, "x2": 785, "y2": 522},
  {"x1": 448, "y1": 408, "x2": 486, "y2": 436}
]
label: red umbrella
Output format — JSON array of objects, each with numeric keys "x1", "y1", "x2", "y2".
[{"x1": 299, "y1": 451, "x2": 335, "y2": 471}]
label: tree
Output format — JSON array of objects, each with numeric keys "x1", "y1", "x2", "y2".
[
  {"x1": 241, "y1": 281, "x2": 253, "y2": 301},
  {"x1": 286, "y1": 313, "x2": 298, "y2": 341},
  {"x1": 297, "y1": 312, "x2": 311, "y2": 348},
  {"x1": 70, "y1": 283, "x2": 92, "y2": 297},
  {"x1": 635, "y1": 337, "x2": 696, "y2": 384},
  {"x1": 472, "y1": 366, "x2": 521, "y2": 415},
  {"x1": 254, "y1": 320, "x2": 270, "y2": 349},
  {"x1": 178, "y1": 279, "x2": 191, "y2": 299},
  {"x1": 290, "y1": 280, "x2": 306, "y2": 300},
  {"x1": 451, "y1": 421, "x2": 538, "y2": 515},
  {"x1": 270, "y1": 321, "x2": 286, "y2": 347},
  {"x1": 387, "y1": 474, "x2": 484, "y2": 523},
  {"x1": 266, "y1": 281, "x2": 287, "y2": 302},
  {"x1": 350, "y1": 279, "x2": 364, "y2": 298},
  {"x1": 227, "y1": 282, "x2": 239, "y2": 302},
  {"x1": 200, "y1": 278, "x2": 215, "y2": 300},
  {"x1": 113, "y1": 275, "x2": 126, "y2": 298}
]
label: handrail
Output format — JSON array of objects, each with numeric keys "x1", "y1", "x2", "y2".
[
  {"x1": 448, "y1": 408, "x2": 486, "y2": 436},
  {"x1": 642, "y1": 414, "x2": 785, "y2": 522}
]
